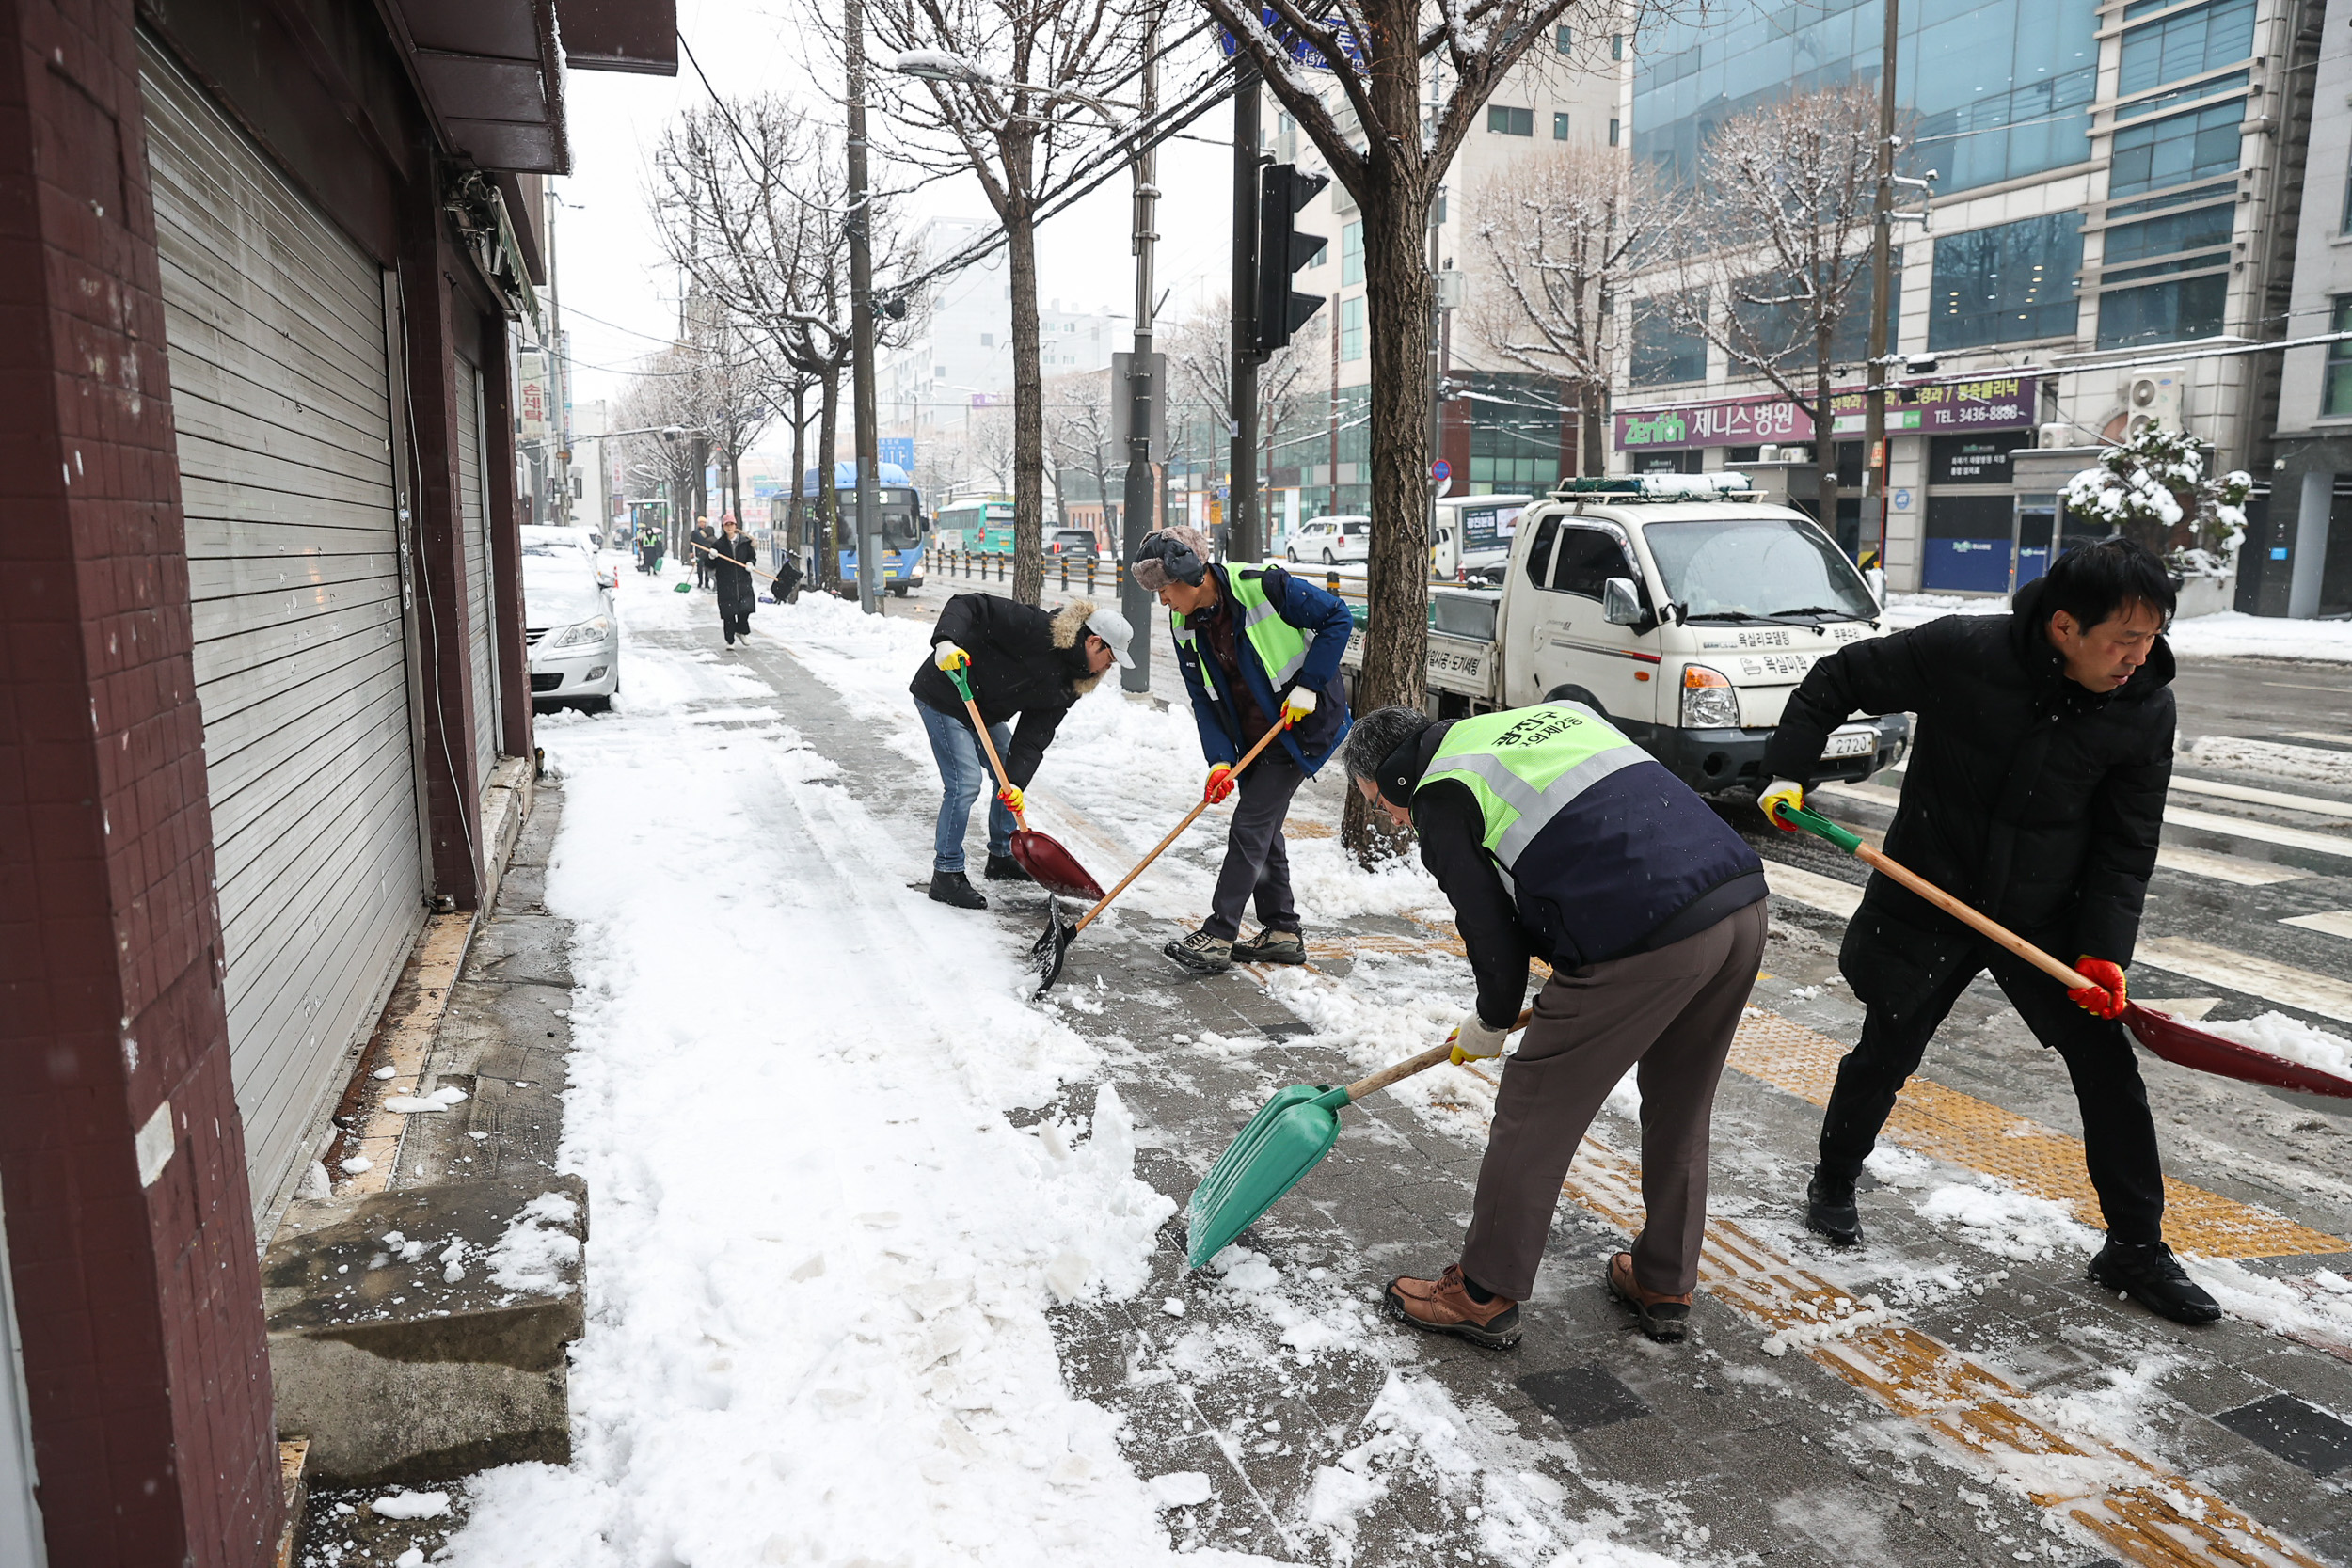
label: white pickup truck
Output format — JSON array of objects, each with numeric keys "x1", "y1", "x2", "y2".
[{"x1": 1343, "y1": 475, "x2": 1911, "y2": 794}]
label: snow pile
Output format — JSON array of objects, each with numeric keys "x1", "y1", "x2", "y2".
[
  {"x1": 2185, "y1": 735, "x2": 2352, "y2": 786},
  {"x1": 2159, "y1": 610, "x2": 2352, "y2": 662},
  {"x1": 1883, "y1": 594, "x2": 2007, "y2": 630},
  {"x1": 2180, "y1": 1257, "x2": 2352, "y2": 1352},
  {"x1": 484, "y1": 1191, "x2": 581, "y2": 1296},
  {"x1": 2193, "y1": 1011, "x2": 2352, "y2": 1079},
  {"x1": 371, "y1": 1490, "x2": 452, "y2": 1520},
  {"x1": 1914, "y1": 1181, "x2": 2099, "y2": 1262},
  {"x1": 439, "y1": 598, "x2": 1245, "y2": 1567}
]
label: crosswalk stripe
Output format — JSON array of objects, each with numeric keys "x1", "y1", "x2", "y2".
[
  {"x1": 2155, "y1": 845, "x2": 2310, "y2": 885},
  {"x1": 2170, "y1": 774, "x2": 2352, "y2": 819},
  {"x1": 1825, "y1": 780, "x2": 2352, "y2": 862},
  {"x1": 2282, "y1": 731, "x2": 2352, "y2": 748},
  {"x1": 2280, "y1": 910, "x2": 2352, "y2": 941},
  {"x1": 1762, "y1": 860, "x2": 1863, "y2": 918},
  {"x1": 2137, "y1": 936, "x2": 2352, "y2": 1026}
]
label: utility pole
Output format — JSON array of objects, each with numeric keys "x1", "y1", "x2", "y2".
[
  {"x1": 846, "y1": 0, "x2": 885, "y2": 614},
  {"x1": 1859, "y1": 0, "x2": 1899, "y2": 565},
  {"x1": 1228, "y1": 55, "x2": 1261, "y2": 564},
  {"x1": 1120, "y1": 19, "x2": 1161, "y2": 694}
]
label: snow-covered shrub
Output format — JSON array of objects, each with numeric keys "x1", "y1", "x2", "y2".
[{"x1": 2061, "y1": 425, "x2": 2251, "y2": 577}]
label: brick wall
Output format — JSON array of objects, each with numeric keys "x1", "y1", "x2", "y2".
[{"x1": 0, "y1": 0, "x2": 281, "y2": 1557}]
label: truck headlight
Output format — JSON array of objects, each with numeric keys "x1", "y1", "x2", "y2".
[
  {"x1": 550, "y1": 614, "x2": 612, "y2": 650},
  {"x1": 1680, "y1": 664, "x2": 1740, "y2": 729}
]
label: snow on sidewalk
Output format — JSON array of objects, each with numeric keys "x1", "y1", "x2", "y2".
[
  {"x1": 1888, "y1": 592, "x2": 2352, "y2": 661},
  {"x1": 442, "y1": 610, "x2": 1268, "y2": 1566}
]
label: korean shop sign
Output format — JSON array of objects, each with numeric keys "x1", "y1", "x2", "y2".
[{"x1": 1613, "y1": 375, "x2": 2041, "y2": 451}]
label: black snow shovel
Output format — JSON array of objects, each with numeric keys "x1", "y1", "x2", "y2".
[{"x1": 1032, "y1": 717, "x2": 1295, "y2": 997}]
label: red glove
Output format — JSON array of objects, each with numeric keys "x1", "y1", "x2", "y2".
[
  {"x1": 2068, "y1": 957, "x2": 2128, "y2": 1020},
  {"x1": 1203, "y1": 764, "x2": 1236, "y2": 804}
]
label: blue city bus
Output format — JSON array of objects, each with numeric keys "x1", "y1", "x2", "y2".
[{"x1": 803, "y1": 460, "x2": 928, "y2": 595}]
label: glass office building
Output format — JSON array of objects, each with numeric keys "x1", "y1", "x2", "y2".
[{"x1": 1622, "y1": 0, "x2": 2293, "y2": 596}]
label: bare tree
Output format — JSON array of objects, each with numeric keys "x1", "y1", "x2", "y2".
[
  {"x1": 1045, "y1": 368, "x2": 1119, "y2": 534},
  {"x1": 860, "y1": 0, "x2": 1150, "y2": 605},
  {"x1": 1663, "y1": 82, "x2": 1884, "y2": 538},
  {"x1": 1165, "y1": 296, "x2": 1313, "y2": 547},
  {"x1": 612, "y1": 354, "x2": 704, "y2": 541},
  {"x1": 1471, "y1": 148, "x2": 1674, "y2": 478},
  {"x1": 1197, "y1": 0, "x2": 1667, "y2": 856}
]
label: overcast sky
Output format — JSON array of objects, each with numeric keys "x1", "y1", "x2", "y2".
[{"x1": 554, "y1": 0, "x2": 1242, "y2": 458}]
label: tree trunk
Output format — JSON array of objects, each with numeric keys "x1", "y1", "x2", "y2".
[
  {"x1": 787, "y1": 396, "x2": 808, "y2": 562},
  {"x1": 818, "y1": 370, "x2": 841, "y2": 590},
  {"x1": 1812, "y1": 347, "x2": 1839, "y2": 549},
  {"x1": 1007, "y1": 207, "x2": 1046, "y2": 606},
  {"x1": 1581, "y1": 379, "x2": 1608, "y2": 477},
  {"x1": 1341, "y1": 179, "x2": 1438, "y2": 862}
]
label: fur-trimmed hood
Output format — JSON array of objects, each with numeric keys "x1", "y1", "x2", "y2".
[
  {"x1": 1054, "y1": 598, "x2": 1105, "y2": 696},
  {"x1": 909, "y1": 591, "x2": 1107, "y2": 787}
]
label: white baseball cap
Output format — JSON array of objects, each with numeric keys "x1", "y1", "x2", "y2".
[{"x1": 1085, "y1": 606, "x2": 1136, "y2": 668}]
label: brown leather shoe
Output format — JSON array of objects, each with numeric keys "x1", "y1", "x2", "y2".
[
  {"x1": 1607, "y1": 1252, "x2": 1692, "y2": 1343},
  {"x1": 1383, "y1": 1264, "x2": 1522, "y2": 1349}
]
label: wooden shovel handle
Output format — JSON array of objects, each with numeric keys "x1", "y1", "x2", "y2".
[
  {"x1": 1072, "y1": 718, "x2": 1295, "y2": 936},
  {"x1": 1853, "y1": 843, "x2": 2094, "y2": 990},
  {"x1": 693, "y1": 541, "x2": 784, "y2": 585},
  {"x1": 1344, "y1": 1007, "x2": 1535, "y2": 1101},
  {"x1": 957, "y1": 691, "x2": 1031, "y2": 832}
]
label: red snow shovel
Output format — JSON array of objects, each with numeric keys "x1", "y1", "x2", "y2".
[
  {"x1": 1032, "y1": 716, "x2": 1295, "y2": 997},
  {"x1": 945, "y1": 666, "x2": 1105, "y2": 902},
  {"x1": 1771, "y1": 800, "x2": 2352, "y2": 1100}
]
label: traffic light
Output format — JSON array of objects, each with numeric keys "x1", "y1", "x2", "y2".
[{"x1": 1255, "y1": 163, "x2": 1329, "y2": 356}]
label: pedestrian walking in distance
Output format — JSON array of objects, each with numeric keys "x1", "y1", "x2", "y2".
[
  {"x1": 1758, "y1": 536, "x2": 2218, "y2": 1326},
  {"x1": 690, "y1": 515, "x2": 719, "y2": 590},
  {"x1": 1132, "y1": 525, "x2": 1352, "y2": 973},
  {"x1": 910, "y1": 594, "x2": 1133, "y2": 910},
  {"x1": 1342, "y1": 703, "x2": 1769, "y2": 1349},
  {"x1": 710, "y1": 515, "x2": 757, "y2": 646}
]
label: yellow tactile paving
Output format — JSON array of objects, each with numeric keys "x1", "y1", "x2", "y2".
[
  {"x1": 1728, "y1": 1011, "x2": 2343, "y2": 1259},
  {"x1": 1552, "y1": 1132, "x2": 2328, "y2": 1568}
]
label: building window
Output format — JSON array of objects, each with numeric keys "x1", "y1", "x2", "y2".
[
  {"x1": 1608, "y1": 119, "x2": 1621, "y2": 147},
  {"x1": 933, "y1": 365, "x2": 946, "y2": 380},
  {"x1": 1342, "y1": 221, "x2": 1363, "y2": 286},
  {"x1": 1341, "y1": 296, "x2": 1366, "y2": 361},
  {"x1": 1929, "y1": 213, "x2": 2084, "y2": 351},
  {"x1": 2327, "y1": 298, "x2": 2352, "y2": 416},
  {"x1": 1463, "y1": 372, "x2": 1565, "y2": 491},
  {"x1": 980, "y1": 332, "x2": 994, "y2": 347},
  {"x1": 2118, "y1": 0, "x2": 2254, "y2": 99},
  {"x1": 1555, "y1": 23, "x2": 1571, "y2": 52},
  {"x1": 2104, "y1": 200, "x2": 2233, "y2": 265},
  {"x1": 1553, "y1": 112, "x2": 1571, "y2": 140},
  {"x1": 2096, "y1": 273, "x2": 2226, "y2": 348},
  {"x1": 2108, "y1": 101, "x2": 2244, "y2": 198},
  {"x1": 1488, "y1": 105, "x2": 1534, "y2": 136},
  {"x1": 1631, "y1": 293, "x2": 1707, "y2": 387},
  {"x1": 1611, "y1": 32, "x2": 1625, "y2": 59}
]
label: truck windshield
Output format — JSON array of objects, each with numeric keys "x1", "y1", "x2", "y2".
[{"x1": 1641, "y1": 517, "x2": 1878, "y2": 623}]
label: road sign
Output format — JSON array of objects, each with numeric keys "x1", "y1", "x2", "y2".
[
  {"x1": 1431, "y1": 459, "x2": 1452, "y2": 482},
  {"x1": 1217, "y1": 7, "x2": 1366, "y2": 72}
]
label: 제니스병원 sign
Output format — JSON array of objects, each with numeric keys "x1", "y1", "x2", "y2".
[{"x1": 1613, "y1": 375, "x2": 2040, "y2": 451}]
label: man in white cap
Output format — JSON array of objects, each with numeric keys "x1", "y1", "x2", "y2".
[{"x1": 909, "y1": 594, "x2": 1133, "y2": 910}]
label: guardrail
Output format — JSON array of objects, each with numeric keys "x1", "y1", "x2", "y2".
[{"x1": 932, "y1": 548, "x2": 1474, "y2": 608}]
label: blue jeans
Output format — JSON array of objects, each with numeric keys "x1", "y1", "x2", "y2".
[{"x1": 917, "y1": 700, "x2": 1015, "y2": 874}]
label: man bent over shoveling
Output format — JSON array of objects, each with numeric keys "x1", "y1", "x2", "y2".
[{"x1": 1343, "y1": 703, "x2": 1769, "y2": 1348}]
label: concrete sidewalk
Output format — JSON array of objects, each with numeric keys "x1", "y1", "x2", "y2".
[{"x1": 712, "y1": 623, "x2": 2352, "y2": 1568}]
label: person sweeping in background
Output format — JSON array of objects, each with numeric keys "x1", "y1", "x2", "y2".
[
  {"x1": 1343, "y1": 702, "x2": 1768, "y2": 1348},
  {"x1": 709, "y1": 514, "x2": 757, "y2": 646},
  {"x1": 1756, "y1": 536, "x2": 2217, "y2": 1326},
  {"x1": 1133, "y1": 525, "x2": 1353, "y2": 974},
  {"x1": 910, "y1": 594, "x2": 1134, "y2": 911},
  {"x1": 690, "y1": 515, "x2": 719, "y2": 589}
]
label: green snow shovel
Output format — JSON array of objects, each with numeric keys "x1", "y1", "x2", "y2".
[{"x1": 1184, "y1": 1007, "x2": 1534, "y2": 1269}]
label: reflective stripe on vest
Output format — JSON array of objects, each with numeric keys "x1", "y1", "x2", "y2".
[
  {"x1": 1169, "y1": 564, "x2": 1311, "y2": 700},
  {"x1": 1415, "y1": 704, "x2": 1649, "y2": 864}
]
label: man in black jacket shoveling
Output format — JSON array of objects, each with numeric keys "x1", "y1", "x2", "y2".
[
  {"x1": 1759, "y1": 536, "x2": 2217, "y2": 1325},
  {"x1": 910, "y1": 593, "x2": 1132, "y2": 910}
]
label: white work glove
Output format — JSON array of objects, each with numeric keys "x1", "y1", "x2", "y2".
[
  {"x1": 1280, "y1": 687, "x2": 1319, "y2": 727},
  {"x1": 1757, "y1": 777, "x2": 1805, "y2": 832},
  {"x1": 1447, "y1": 1011, "x2": 1511, "y2": 1067},
  {"x1": 933, "y1": 641, "x2": 970, "y2": 673}
]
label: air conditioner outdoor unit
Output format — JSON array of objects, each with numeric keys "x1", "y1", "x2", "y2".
[
  {"x1": 1782, "y1": 446, "x2": 1811, "y2": 467},
  {"x1": 2038, "y1": 422, "x2": 2070, "y2": 450},
  {"x1": 1755, "y1": 445, "x2": 1780, "y2": 463},
  {"x1": 2122, "y1": 366, "x2": 2185, "y2": 436}
]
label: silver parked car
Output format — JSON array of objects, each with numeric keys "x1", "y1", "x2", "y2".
[{"x1": 521, "y1": 525, "x2": 620, "y2": 711}]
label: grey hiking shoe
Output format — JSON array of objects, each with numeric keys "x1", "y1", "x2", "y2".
[
  {"x1": 1163, "y1": 928, "x2": 1232, "y2": 974},
  {"x1": 1232, "y1": 927, "x2": 1306, "y2": 965}
]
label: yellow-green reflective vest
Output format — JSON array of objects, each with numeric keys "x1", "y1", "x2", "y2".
[
  {"x1": 1169, "y1": 563, "x2": 1311, "y2": 705},
  {"x1": 1415, "y1": 704, "x2": 1649, "y2": 869}
]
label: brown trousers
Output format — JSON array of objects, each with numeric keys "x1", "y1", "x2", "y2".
[{"x1": 1460, "y1": 899, "x2": 1769, "y2": 1303}]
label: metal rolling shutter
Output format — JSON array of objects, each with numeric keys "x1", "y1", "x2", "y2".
[
  {"x1": 455, "y1": 359, "x2": 499, "y2": 782},
  {"x1": 142, "y1": 37, "x2": 426, "y2": 1207}
]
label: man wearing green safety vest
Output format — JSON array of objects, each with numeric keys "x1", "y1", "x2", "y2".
[
  {"x1": 1342, "y1": 702, "x2": 1769, "y2": 1348},
  {"x1": 1132, "y1": 526, "x2": 1354, "y2": 973}
]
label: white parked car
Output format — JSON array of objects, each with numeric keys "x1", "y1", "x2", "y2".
[
  {"x1": 1285, "y1": 515, "x2": 1370, "y2": 565},
  {"x1": 522, "y1": 527, "x2": 620, "y2": 711}
]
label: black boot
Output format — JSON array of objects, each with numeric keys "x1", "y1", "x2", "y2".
[
  {"x1": 2088, "y1": 1239, "x2": 2221, "y2": 1324},
  {"x1": 927, "y1": 870, "x2": 987, "y2": 910},
  {"x1": 1804, "y1": 1169, "x2": 1863, "y2": 1247},
  {"x1": 983, "y1": 853, "x2": 1031, "y2": 882}
]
